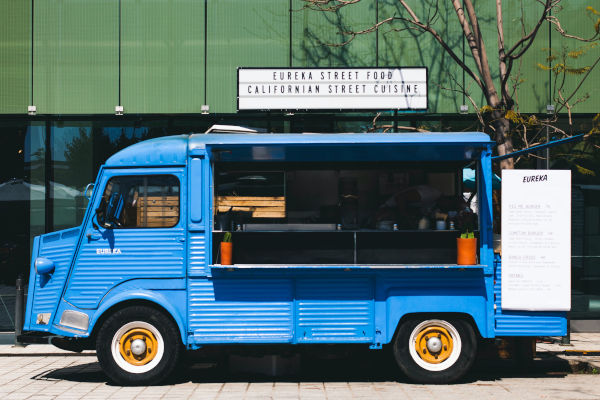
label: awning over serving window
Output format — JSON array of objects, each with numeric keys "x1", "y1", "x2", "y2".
[
  {"x1": 193, "y1": 132, "x2": 493, "y2": 163},
  {"x1": 106, "y1": 132, "x2": 494, "y2": 167}
]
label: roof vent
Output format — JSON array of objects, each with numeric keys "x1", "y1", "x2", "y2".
[{"x1": 204, "y1": 124, "x2": 268, "y2": 134}]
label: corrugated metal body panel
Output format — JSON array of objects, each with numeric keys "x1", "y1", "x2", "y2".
[
  {"x1": 0, "y1": 0, "x2": 30, "y2": 113},
  {"x1": 30, "y1": 228, "x2": 80, "y2": 329},
  {"x1": 207, "y1": 0, "x2": 288, "y2": 113},
  {"x1": 121, "y1": 0, "x2": 204, "y2": 113},
  {"x1": 292, "y1": 0, "x2": 376, "y2": 68},
  {"x1": 33, "y1": 0, "x2": 118, "y2": 114},
  {"x1": 377, "y1": 0, "x2": 462, "y2": 113},
  {"x1": 188, "y1": 278, "x2": 294, "y2": 342},
  {"x1": 550, "y1": 1, "x2": 600, "y2": 114},
  {"x1": 188, "y1": 233, "x2": 208, "y2": 275},
  {"x1": 65, "y1": 228, "x2": 186, "y2": 309},
  {"x1": 196, "y1": 269, "x2": 492, "y2": 344},
  {"x1": 380, "y1": 273, "x2": 485, "y2": 293},
  {"x1": 379, "y1": 269, "x2": 489, "y2": 341},
  {"x1": 296, "y1": 279, "x2": 373, "y2": 342},
  {"x1": 494, "y1": 257, "x2": 566, "y2": 336}
]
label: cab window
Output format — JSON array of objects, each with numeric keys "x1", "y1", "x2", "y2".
[{"x1": 99, "y1": 175, "x2": 179, "y2": 228}]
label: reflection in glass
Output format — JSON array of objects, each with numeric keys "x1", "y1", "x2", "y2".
[
  {"x1": 0, "y1": 122, "x2": 31, "y2": 290},
  {"x1": 51, "y1": 122, "x2": 93, "y2": 231},
  {"x1": 26, "y1": 123, "x2": 46, "y2": 254}
]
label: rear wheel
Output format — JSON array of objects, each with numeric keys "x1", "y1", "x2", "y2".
[
  {"x1": 393, "y1": 318, "x2": 477, "y2": 384},
  {"x1": 96, "y1": 305, "x2": 181, "y2": 385}
]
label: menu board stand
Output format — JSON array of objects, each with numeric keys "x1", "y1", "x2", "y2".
[{"x1": 501, "y1": 170, "x2": 571, "y2": 311}]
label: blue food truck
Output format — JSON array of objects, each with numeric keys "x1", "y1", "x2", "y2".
[{"x1": 22, "y1": 131, "x2": 566, "y2": 384}]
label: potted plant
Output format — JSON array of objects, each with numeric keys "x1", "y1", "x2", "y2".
[
  {"x1": 457, "y1": 231, "x2": 477, "y2": 265},
  {"x1": 220, "y1": 231, "x2": 233, "y2": 265},
  {"x1": 457, "y1": 209, "x2": 477, "y2": 265}
]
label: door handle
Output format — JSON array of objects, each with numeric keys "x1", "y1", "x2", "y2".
[
  {"x1": 178, "y1": 237, "x2": 186, "y2": 242},
  {"x1": 86, "y1": 232, "x2": 101, "y2": 241}
]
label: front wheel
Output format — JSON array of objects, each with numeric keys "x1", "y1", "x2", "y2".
[
  {"x1": 393, "y1": 318, "x2": 477, "y2": 384},
  {"x1": 96, "y1": 305, "x2": 181, "y2": 385}
]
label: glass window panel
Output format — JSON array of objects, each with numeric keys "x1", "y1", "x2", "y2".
[
  {"x1": 51, "y1": 122, "x2": 93, "y2": 231},
  {"x1": 550, "y1": 136, "x2": 600, "y2": 319},
  {"x1": 26, "y1": 122, "x2": 46, "y2": 249},
  {"x1": 0, "y1": 121, "x2": 30, "y2": 291},
  {"x1": 99, "y1": 175, "x2": 180, "y2": 228}
]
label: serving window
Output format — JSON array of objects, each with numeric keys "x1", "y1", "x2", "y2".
[{"x1": 212, "y1": 162, "x2": 477, "y2": 265}]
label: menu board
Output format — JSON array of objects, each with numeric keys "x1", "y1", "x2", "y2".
[{"x1": 501, "y1": 170, "x2": 571, "y2": 311}]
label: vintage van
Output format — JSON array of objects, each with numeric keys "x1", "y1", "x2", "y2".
[{"x1": 22, "y1": 131, "x2": 566, "y2": 384}]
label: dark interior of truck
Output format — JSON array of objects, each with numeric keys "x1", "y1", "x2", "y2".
[{"x1": 212, "y1": 161, "x2": 478, "y2": 265}]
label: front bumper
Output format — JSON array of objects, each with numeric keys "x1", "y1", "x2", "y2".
[{"x1": 16, "y1": 331, "x2": 53, "y2": 344}]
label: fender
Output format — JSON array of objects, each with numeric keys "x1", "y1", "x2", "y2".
[
  {"x1": 385, "y1": 295, "x2": 490, "y2": 343},
  {"x1": 90, "y1": 279, "x2": 187, "y2": 345}
]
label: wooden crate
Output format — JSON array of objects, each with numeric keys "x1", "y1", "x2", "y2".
[
  {"x1": 137, "y1": 196, "x2": 179, "y2": 227},
  {"x1": 216, "y1": 196, "x2": 285, "y2": 218}
]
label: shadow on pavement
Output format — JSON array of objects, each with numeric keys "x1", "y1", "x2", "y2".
[
  {"x1": 33, "y1": 362, "x2": 106, "y2": 383},
  {"x1": 32, "y1": 350, "x2": 576, "y2": 386}
]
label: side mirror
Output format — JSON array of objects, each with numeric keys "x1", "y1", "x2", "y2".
[
  {"x1": 84, "y1": 183, "x2": 94, "y2": 200},
  {"x1": 34, "y1": 257, "x2": 55, "y2": 275},
  {"x1": 104, "y1": 193, "x2": 124, "y2": 228}
]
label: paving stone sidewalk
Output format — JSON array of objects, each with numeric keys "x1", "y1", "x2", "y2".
[
  {"x1": 536, "y1": 333, "x2": 600, "y2": 372},
  {"x1": 0, "y1": 333, "x2": 598, "y2": 399}
]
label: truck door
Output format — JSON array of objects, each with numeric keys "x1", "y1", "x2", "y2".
[
  {"x1": 186, "y1": 155, "x2": 294, "y2": 344},
  {"x1": 64, "y1": 168, "x2": 186, "y2": 309}
]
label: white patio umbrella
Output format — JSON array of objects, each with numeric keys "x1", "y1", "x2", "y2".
[{"x1": 0, "y1": 179, "x2": 80, "y2": 201}]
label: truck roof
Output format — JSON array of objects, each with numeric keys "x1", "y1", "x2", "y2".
[{"x1": 105, "y1": 132, "x2": 493, "y2": 166}]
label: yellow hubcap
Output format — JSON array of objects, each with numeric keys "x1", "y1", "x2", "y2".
[
  {"x1": 414, "y1": 326, "x2": 454, "y2": 364},
  {"x1": 118, "y1": 328, "x2": 158, "y2": 366}
]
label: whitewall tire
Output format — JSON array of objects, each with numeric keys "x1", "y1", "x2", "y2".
[
  {"x1": 393, "y1": 317, "x2": 477, "y2": 384},
  {"x1": 96, "y1": 305, "x2": 181, "y2": 385}
]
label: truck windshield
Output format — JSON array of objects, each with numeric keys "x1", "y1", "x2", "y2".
[{"x1": 98, "y1": 175, "x2": 180, "y2": 228}]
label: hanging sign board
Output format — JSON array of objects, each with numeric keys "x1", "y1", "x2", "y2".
[
  {"x1": 237, "y1": 67, "x2": 427, "y2": 111},
  {"x1": 501, "y1": 170, "x2": 571, "y2": 311}
]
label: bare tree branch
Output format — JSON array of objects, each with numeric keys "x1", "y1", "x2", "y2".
[
  {"x1": 462, "y1": 0, "x2": 498, "y2": 105},
  {"x1": 548, "y1": 15, "x2": 600, "y2": 42},
  {"x1": 496, "y1": 0, "x2": 508, "y2": 96},
  {"x1": 555, "y1": 54, "x2": 600, "y2": 113},
  {"x1": 395, "y1": 0, "x2": 486, "y2": 91},
  {"x1": 370, "y1": 112, "x2": 429, "y2": 133},
  {"x1": 304, "y1": 0, "x2": 487, "y2": 91},
  {"x1": 435, "y1": 77, "x2": 485, "y2": 129},
  {"x1": 505, "y1": 0, "x2": 555, "y2": 59},
  {"x1": 302, "y1": 0, "x2": 599, "y2": 170},
  {"x1": 302, "y1": 0, "x2": 361, "y2": 12},
  {"x1": 450, "y1": 0, "x2": 483, "y2": 76},
  {"x1": 500, "y1": 0, "x2": 556, "y2": 107}
]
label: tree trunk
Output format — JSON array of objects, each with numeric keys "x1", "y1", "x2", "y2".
[{"x1": 491, "y1": 110, "x2": 515, "y2": 170}]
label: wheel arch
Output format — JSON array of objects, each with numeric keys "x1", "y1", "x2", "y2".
[
  {"x1": 89, "y1": 292, "x2": 187, "y2": 346},
  {"x1": 391, "y1": 312, "x2": 482, "y2": 344}
]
